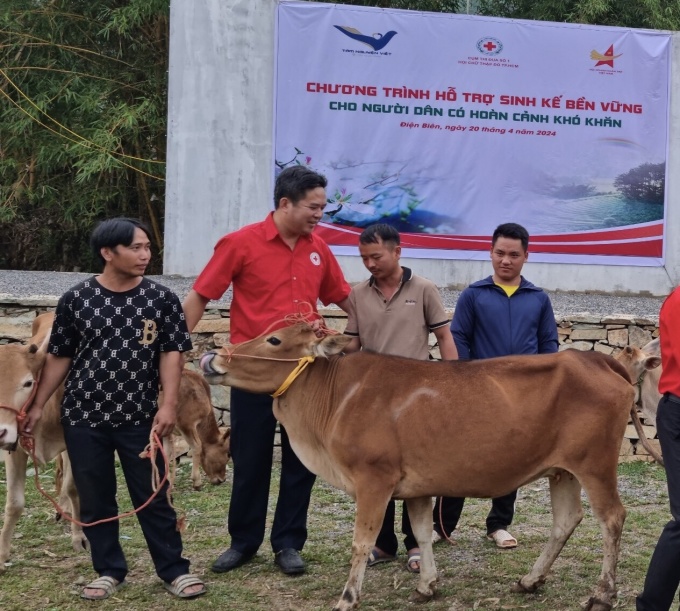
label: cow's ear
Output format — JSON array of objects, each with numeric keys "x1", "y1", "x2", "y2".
[
  {"x1": 644, "y1": 355, "x2": 662, "y2": 370},
  {"x1": 642, "y1": 338, "x2": 661, "y2": 357},
  {"x1": 314, "y1": 334, "x2": 352, "y2": 357}
]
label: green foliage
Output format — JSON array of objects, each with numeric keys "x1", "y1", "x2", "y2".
[
  {"x1": 310, "y1": 0, "x2": 464, "y2": 13},
  {"x1": 0, "y1": 0, "x2": 170, "y2": 272},
  {"x1": 478, "y1": 0, "x2": 680, "y2": 29},
  {"x1": 614, "y1": 162, "x2": 665, "y2": 204}
]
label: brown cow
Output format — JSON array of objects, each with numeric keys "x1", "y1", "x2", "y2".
[
  {"x1": 615, "y1": 339, "x2": 663, "y2": 464},
  {"x1": 163, "y1": 369, "x2": 231, "y2": 489},
  {"x1": 616, "y1": 339, "x2": 662, "y2": 423},
  {"x1": 200, "y1": 323, "x2": 635, "y2": 611},
  {"x1": 0, "y1": 314, "x2": 87, "y2": 570}
]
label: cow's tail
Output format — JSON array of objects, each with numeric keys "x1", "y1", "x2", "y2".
[{"x1": 630, "y1": 404, "x2": 664, "y2": 466}]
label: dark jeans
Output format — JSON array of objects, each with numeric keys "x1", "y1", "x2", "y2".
[
  {"x1": 375, "y1": 500, "x2": 417, "y2": 555},
  {"x1": 637, "y1": 395, "x2": 680, "y2": 610},
  {"x1": 227, "y1": 388, "x2": 316, "y2": 556},
  {"x1": 433, "y1": 490, "x2": 517, "y2": 536},
  {"x1": 64, "y1": 422, "x2": 189, "y2": 584}
]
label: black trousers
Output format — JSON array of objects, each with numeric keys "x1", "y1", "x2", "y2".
[
  {"x1": 433, "y1": 490, "x2": 517, "y2": 536},
  {"x1": 64, "y1": 422, "x2": 189, "y2": 584},
  {"x1": 227, "y1": 388, "x2": 316, "y2": 556},
  {"x1": 375, "y1": 500, "x2": 417, "y2": 555},
  {"x1": 637, "y1": 395, "x2": 680, "y2": 611}
]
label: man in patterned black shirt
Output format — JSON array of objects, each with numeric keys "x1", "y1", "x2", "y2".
[{"x1": 22, "y1": 218, "x2": 206, "y2": 601}]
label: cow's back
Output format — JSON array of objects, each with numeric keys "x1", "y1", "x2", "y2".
[{"x1": 281, "y1": 349, "x2": 634, "y2": 499}]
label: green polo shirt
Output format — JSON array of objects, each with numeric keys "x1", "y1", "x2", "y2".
[{"x1": 345, "y1": 267, "x2": 450, "y2": 360}]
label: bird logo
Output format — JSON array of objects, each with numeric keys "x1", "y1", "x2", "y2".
[
  {"x1": 334, "y1": 26, "x2": 397, "y2": 51},
  {"x1": 590, "y1": 45, "x2": 622, "y2": 68}
]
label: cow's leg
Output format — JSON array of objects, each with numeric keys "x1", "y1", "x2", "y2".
[
  {"x1": 0, "y1": 449, "x2": 28, "y2": 570},
  {"x1": 60, "y1": 452, "x2": 88, "y2": 552},
  {"x1": 333, "y1": 483, "x2": 393, "y2": 611},
  {"x1": 404, "y1": 496, "x2": 437, "y2": 601},
  {"x1": 514, "y1": 471, "x2": 583, "y2": 593},
  {"x1": 578, "y1": 472, "x2": 626, "y2": 611},
  {"x1": 187, "y1": 427, "x2": 204, "y2": 490}
]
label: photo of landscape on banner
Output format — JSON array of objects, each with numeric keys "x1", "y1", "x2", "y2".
[{"x1": 274, "y1": 1, "x2": 671, "y2": 266}]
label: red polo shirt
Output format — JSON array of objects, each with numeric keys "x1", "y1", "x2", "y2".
[
  {"x1": 193, "y1": 213, "x2": 351, "y2": 343},
  {"x1": 659, "y1": 287, "x2": 680, "y2": 398}
]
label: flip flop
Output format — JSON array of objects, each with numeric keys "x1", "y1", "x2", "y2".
[
  {"x1": 487, "y1": 529, "x2": 518, "y2": 549},
  {"x1": 367, "y1": 547, "x2": 397, "y2": 567},
  {"x1": 406, "y1": 548, "x2": 421, "y2": 574},
  {"x1": 80, "y1": 576, "x2": 125, "y2": 600},
  {"x1": 163, "y1": 574, "x2": 207, "y2": 599}
]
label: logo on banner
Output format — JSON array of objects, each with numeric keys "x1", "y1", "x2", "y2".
[
  {"x1": 334, "y1": 25, "x2": 397, "y2": 54},
  {"x1": 477, "y1": 37, "x2": 503, "y2": 55},
  {"x1": 590, "y1": 44, "x2": 622, "y2": 68}
]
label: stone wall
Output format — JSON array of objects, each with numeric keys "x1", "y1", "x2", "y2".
[{"x1": 0, "y1": 302, "x2": 659, "y2": 461}]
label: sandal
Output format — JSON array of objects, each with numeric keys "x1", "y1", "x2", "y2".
[
  {"x1": 367, "y1": 547, "x2": 397, "y2": 567},
  {"x1": 80, "y1": 576, "x2": 125, "y2": 600},
  {"x1": 406, "y1": 548, "x2": 420, "y2": 574},
  {"x1": 163, "y1": 574, "x2": 207, "y2": 599},
  {"x1": 487, "y1": 529, "x2": 518, "y2": 549}
]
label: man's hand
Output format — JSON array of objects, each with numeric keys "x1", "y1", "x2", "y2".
[
  {"x1": 20, "y1": 403, "x2": 44, "y2": 436},
  {"x1": 152, "y1": 404, "x2": 177, "y2": 438}
]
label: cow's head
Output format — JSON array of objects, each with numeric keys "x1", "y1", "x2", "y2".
[
  {"x1": 200, "y1": 426, "x2": 231, "y2": 485},
  {"x1": 615, "y1": 343, "x2": 662, "y2": 383},
  {"x1": 0, "y1": 341, "x2": 47, "y2": 450},
  {"x1": 200, "y1": 323, "x2": 352, "y2": 394}
]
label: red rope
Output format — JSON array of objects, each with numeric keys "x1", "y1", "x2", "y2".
[
  {"x1": 0, "y1": 373, "x2": 183, "y2": 531},
  {"x1": 27, "y1": 430, "x2": 175, "y2": 529},
  {"x1": 222, "y1": 302, "x2": 340, "y2": 363}
]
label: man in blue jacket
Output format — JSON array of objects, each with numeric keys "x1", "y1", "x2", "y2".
[{"x1": 433, "y1": 222, "x2": 558, "y2": 549}]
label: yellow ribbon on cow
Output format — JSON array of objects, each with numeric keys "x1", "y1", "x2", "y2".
[{"x1": 271, "y1": 355, "x2": 316, "y2": 398}]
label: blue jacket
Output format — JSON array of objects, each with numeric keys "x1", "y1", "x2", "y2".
[{"x1": 451, "y1": 276, "x2": 558, "y2": 359}]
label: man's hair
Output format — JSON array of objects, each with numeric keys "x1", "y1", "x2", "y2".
[
  {"x1": 359, "y1": 223, "x2": 400, "y2": 247},
  {"x1": 273, "y1": 166, "x2": 328, "y2": 208},
  {"x1": 492, "y1": 222, "x2": 529, "y2": 251},
  {"x1": 90, "y1": 217, "x2": 152, "y2": 265}
]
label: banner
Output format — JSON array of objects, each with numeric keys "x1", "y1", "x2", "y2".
[{"x1": 274, "y1": 1, "x2": 671, "y2": 265}]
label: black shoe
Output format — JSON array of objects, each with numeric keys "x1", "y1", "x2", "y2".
[
  {"x1": 211, "y1": 548, "x2": 253, "y2": 573},
  {"x1": 274, "y1": 548, "x2": 305, "y2": 575}
]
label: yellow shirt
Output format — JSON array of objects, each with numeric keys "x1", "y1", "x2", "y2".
[{"x1": 495, "y1": 283, "x2": 519, "y2": 297}]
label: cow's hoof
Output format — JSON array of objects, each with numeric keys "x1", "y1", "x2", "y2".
[
  {"x1": 410, "y1": 588, "x2": 435, "y2": 603},
  {"x1": 583, "y1": 597, "x2": 613, "y2": 611},
  {"x1": 72, "y1": 535, "x2": 89, "y2": 552},
  {"x1": 511, "y1": 578, "x2": 541, "y2": 593},
  {"x1": 332, "y1": 588, "x2": 360, "y2": 610},
  {"x1": 192, "y1": 483, "x2": 203, "y2": 491}
]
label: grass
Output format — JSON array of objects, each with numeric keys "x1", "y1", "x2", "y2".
[{"x1": 0, "y1": 458, "x2": 670, "y2": 611}]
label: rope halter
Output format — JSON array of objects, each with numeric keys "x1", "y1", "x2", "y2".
[{"x1": 271, "y1": 356, "x2": 316, "y2": 398}]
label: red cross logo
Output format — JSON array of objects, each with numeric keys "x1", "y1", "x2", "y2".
[{"x1": 483, "y1": 41, "x2": 497, "y2": 52}]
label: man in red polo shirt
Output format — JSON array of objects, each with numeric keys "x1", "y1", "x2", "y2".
[
  {"x1": 182, "y1": 166, "x2": 351, "y2": 576},
  {"x1": 637, "y1": 287, "x2": 680, "y2": 611}
]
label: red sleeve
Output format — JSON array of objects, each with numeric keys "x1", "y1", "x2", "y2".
[
  {"x1": 193, "y1": 233, "x2": 244, "y2": 300},
  {"x1": 318, "y1": 242, "x2": 351, "y2": 306}
]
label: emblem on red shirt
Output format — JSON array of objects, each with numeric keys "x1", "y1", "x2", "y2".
[{"x1": 310, "y1": 252, "x2": 321, "y2": 266}]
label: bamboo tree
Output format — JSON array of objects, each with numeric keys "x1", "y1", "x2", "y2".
[{"x1": 0, "y1": 0, "x2": 169, "y2": 271}]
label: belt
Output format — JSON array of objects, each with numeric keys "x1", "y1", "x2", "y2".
[{"x1": 663, "y1": 393, "x2": 680, "y2": 406}]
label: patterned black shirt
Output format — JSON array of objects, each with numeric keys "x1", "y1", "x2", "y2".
[{"x1": 49, "y1": 277, "x2": 192, "y2": 427}]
